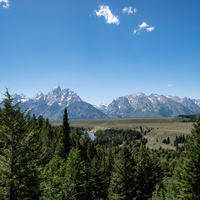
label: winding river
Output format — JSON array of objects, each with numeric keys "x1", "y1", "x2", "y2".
[{"x1": 88, "y1": 132, "x2": 96, "y2": 140}]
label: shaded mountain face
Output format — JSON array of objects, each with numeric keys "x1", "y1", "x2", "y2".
[
  {"x1": 101, "y1": 93, "x2": 200, "y2": 118},
  {"x1": 12, "y1": 86, "x2": 108, "y2": 120}
]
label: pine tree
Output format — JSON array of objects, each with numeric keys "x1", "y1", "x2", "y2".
[
  {"x1": 108, "y1": 145, "x2": 137, "y2": 200},
  {"x1": 71, "y1": 127, "x2": 81, "y2": 148},
  {"x1": 135, "y1": 146, "x2": 163, "y2": 199},
  {"x1": 0, "y1": 90, "x2": 40, "y2": 199},
  {"x1": 106, "y1": 148, "x2": 114, "y2": 186},
  {"x1": 40, "y1": 148, "x2": 89, "y2": 200},
  {"x1": 169, "y1": 115, "x2": 200, "y2": 199},
  {"x1": 59, "y1": 107, "x2": 71, "y2": 158},
  {"x1": 40, "y1": 117, "x2": 56, "y2": 166},
  {"x1": 89, "y1": 148, "x2": 105, "y2": 199},
  {"x1": 37, "y1": 115, "x2": 45, "y2": 128}
]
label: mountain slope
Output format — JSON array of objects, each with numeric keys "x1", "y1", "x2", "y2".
[
  {"x1": 5, "y1": 87, "x2": 200, "y2": 119},
  {"x1": 104, "y1": 93, "x2": 200, "y2": 118},
  {"x1": 12, "y1": 86, "x2": 108, "y2": 120}
]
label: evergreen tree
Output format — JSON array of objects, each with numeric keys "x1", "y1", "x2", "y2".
[
  {"x1": 151, "y1": 177, "x2": 176, "y2": 200},
  {"x1": 37, "y1": 115, "x2": 45, "y2": 128},
  {"x1": 71, "y1": 127, "x2": 82, "y2": 148},
  {"x1": 39, "y1": 118, "x2": 56, "y2": 166},
  {"x1": 89, "y1": 148, "x2": 105, "y2": 199},
  {"x1": 87, "y1": 141, "x2": 97, "y2": 164},
  {"x1": 169, "y1": 115, "x2": 200, "y2": 199},
  {"x1": 79, "y1": 131, "x2": 92, "y2": 164},
  {"x1": 40, "y1": 148, "x2": 89, "y2": 200},
  {"x1": 106, "y1": 148, "x2": 114, "y2": 186},
  {"x1": 135, "y1": 146, "x2": 163, "y2": 199},
  {"x1": 108, "y1": 145, "x2": 137, "y2": 200},
  {"x1": 59, "y1": 107, "x2": 71, "y2": 158},
  {"x1": 0, "y1": 90, "x2": 40, "y2": 199}
]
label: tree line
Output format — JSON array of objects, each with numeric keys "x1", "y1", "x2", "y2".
[{"x1": 1, "y1": 90, "x2": 200, "y2": 199}]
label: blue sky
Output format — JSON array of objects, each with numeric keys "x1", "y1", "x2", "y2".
[{"x1": 1, "y1": 0, "x2": 200, "y2": 105}]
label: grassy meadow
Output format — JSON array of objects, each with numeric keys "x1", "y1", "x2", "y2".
[{"x1": 50, "y1": 117, "x2": 193, "y2": 150}]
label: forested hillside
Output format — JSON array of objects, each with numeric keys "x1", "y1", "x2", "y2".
[{"x1": 1, "y1": 91, "x2": 200, "y2": 199}]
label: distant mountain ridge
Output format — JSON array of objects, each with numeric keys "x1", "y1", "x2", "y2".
[
  {"x1": 12, "y1": 86, "x2": 107, "y2": 120},
  {"x1": 8, "y1": 86, "x2": 200, "y2": 119},
  {"x1": 96, "y1": 93, "x2": 200, "y2": 118}
]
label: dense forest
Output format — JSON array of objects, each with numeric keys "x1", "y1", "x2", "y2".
[{"x1": 1, "y1": 91, "x2": 200, "y2": 199}]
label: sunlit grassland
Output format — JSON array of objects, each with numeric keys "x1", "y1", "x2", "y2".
[{"x1": 50, "y1": 117, "x2": 193, "y2": 149}]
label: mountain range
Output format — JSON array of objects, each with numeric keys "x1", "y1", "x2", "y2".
[{"x1": 5, "y1": 86, "x2": 200, "y2": 120}]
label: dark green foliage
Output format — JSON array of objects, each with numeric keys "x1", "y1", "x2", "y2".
[
  {"x1": 40, "y1": 148, "x2": 89, "y2": 200},
  {"x1": 59, "y1": 107, "x2": 71, "y2": 159},
  {"x1": 174, "y1": 135, "x2": 189, "y2": 146},
  {"x1": 0, "y1": 90, "x2": 40, "y2": 199},
  {"x1": 87, "y1": 141, "x2": 97, "y2": 163},
  {"x1": 135, "y1": 146, "x2": 163, "y2": 199},
  {"x1": 179, "y1": 114, "x2": 197, "y2": 122},
  {"x1": 39, "y1": 118, "x2": 57, "y2": 166},
  {"x1": 162, "y1": 137, "x2": 170, "y2": 144},
  {"x1": 90, "y1": 151, "x2": 105, "y2": 198},
  {"x1": 79, "y1": 131, "x2": 92, "y2": 164},
  {"x1": 151, "y1": 177, "x2": 176, "y2": 200},
  {"x1": 37, "y1": 115, "x2": 45, "y2": 128},
  {"x1": 70, "y1": 127, "x2": 82, "y2": 148},
  {"x1": 168, "y1": 115, "x2": 200, "y2": 199},
  {"x1": 94, "y1": 128, "x2": 142, "y2": 148},
  {"x1": 108, "y1": 145, "x2": 136, "y2": 200}
]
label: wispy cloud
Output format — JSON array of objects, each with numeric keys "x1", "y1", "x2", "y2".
[
  {"x1": 122, "y1": 6, "x2": 136, "y2": 15},
  {"x1": 167, "y1": 84, "x2": 172, "y2": 87},
  {"x1": 95, "y1": 5, "x2": 119, "y2": 25},
  {"x1": 133, "y1": 21, "x2": 155, "y2": 35},
  {"x1": 0, "y1": 0, "x2": 9, "y2": 8},
  {"x1": 146, "y1": 27, "x2": 155, "y2": 32}
]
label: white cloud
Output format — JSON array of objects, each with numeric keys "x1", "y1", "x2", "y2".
[
  {"x1": 133, "y1": 8, "x2": 137, "y2": 14},
  {"x1": 122, "y1": 6, "x2": 134, "y2": 15},
  {"x1": 0, "y1": 0, "x2": 9, "y2": 8},
  {"x1": 167, "y1": 84, "x2": 172, "y2": 87},
  {"x1": 139, "y1": 21, "x2": 149, "y2": 29},
  {"x1": 133, "y1": 21, "x2": 155, "y2": 35},
  {"x1": 146, "y1": 27, "x2": 155, "y2": 32},
  {"x1": 95, "y1": 5, "x2": 119, "y2": 25}
]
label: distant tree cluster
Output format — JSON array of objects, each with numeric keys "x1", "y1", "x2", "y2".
[
  {"x1": 93, "y1": 128, "x2": 143, "y2": 148},
  {"x1": 174, "y1": 135, "x2": 189, "y2": 146},
  {"x1": 178, "y1": 114, "x2": 197, "y2": 122},
  {"x1": 162, "y1": 137, "x2": 170, "y2": 144}
]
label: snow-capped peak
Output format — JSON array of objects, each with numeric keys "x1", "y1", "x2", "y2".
[
  {"x1": 33, "y1": 91, "x2": 44, "y2": 100},
  {"x1": 51, "y1": 85, "x2": 61, "y2": 94}
]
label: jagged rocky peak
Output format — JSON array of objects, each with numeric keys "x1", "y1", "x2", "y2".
[
  {"x1": 51, "y1": 85, "x2": 61, "y2": 94},
  {"x1": 33, "y1": 91, "x2": 44, "y2": 100},
  {"x1": 127, "y1": 93, "x2": 148, "y2": 102},
  {"x1": 13, "y1": 93, "x2": 26, "y2": 98},
  {"x1": 136, "y1": 92, "x2": 146, "y2": 96},
  {"x1": 149, "y1": 93, "x2": 159, "y2": 98}
]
